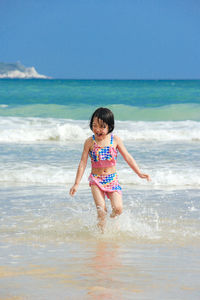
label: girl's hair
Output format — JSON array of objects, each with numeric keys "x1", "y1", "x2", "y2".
[{"x1": 90, "y1": 107, "x2": 114, "y2": 134}]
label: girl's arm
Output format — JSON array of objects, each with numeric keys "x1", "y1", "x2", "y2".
[
  {"x1": 69, "y1": 138, "x2": 91, "y2": 196},
  {"x1": 115, "y1": 136, "x2": 151, "y2": 181}
]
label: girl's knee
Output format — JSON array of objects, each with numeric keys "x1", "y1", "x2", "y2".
[
  {"x1": 113, "y1": 205, "x2": 123, "y2": 216},
  {"x1": 97, "y1": 205, "x2": 107, "y2": 218}
]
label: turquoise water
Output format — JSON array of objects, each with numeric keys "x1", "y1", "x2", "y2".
[{"x1": 0, "y1": 79, "x2": 200, "y2": 120}]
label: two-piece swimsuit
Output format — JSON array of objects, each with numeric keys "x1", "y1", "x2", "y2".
[{"x1": 88, "y1": 134, "x2": 122, "y2": 198}]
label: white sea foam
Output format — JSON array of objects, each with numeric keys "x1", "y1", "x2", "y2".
[
  {"x1": 0, "y1": 117, "x2": 200, "y2": 143},
  {"x1": 116, "y1": 120, "x2": 200, "y2": 141},
  {"x1": 0, "y1": 162, "x2": 199, "y2": 188},
  {"x1": 0, "y1": 117, "x2": 90, "y2": 143}
]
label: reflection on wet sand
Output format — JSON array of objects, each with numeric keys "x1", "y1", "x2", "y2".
[
  {"x1": 84, "y1": 241, "x2": 142, "y2": 299},
  {"x1": 86, "y1": 241, "x2": 122, "y2": 299}
]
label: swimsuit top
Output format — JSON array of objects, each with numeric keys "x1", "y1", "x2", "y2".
[{"x1": 89, "y1": 134, "x2": 118, "y2": 168}]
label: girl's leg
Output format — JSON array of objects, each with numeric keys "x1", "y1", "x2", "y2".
[
  {"x1": 108, "y1": 192, "x2": 123, "y2": 218},
  {"x1": 91, "y1": 185, "x2": 107, "y2": 232}
]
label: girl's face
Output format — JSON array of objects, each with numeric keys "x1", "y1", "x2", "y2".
[{"x1": 92, "y1": 117, "x2": 109, "y2": 140}]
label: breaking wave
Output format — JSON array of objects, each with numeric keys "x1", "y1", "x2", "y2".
[{"x1": 0, "y1": 117, "x2": 199, "y2": 143}]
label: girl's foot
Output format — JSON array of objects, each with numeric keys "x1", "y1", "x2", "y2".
[
  {"x1": 97, "y1": 220, "x2": 105, "y2": 234},
  {"x1": 110, "y1": 210, "x2": 116, "y2": 218}
]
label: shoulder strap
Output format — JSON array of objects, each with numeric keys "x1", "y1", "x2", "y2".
[{"x1": 110, "y1": 134, "x2": 113, "y2": 145}]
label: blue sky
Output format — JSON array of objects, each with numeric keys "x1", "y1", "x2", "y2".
[{"x1": 0, "y1": 0, "x2": 200, "y2": 79}]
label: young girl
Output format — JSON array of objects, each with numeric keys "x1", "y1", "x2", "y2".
[{"x1": 69, "y1": 107, "x2": 150, "y2": 231}]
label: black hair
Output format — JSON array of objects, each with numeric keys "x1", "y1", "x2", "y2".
[{"x1": 89, "y1": 107, "x2": 114, "y2": 134}]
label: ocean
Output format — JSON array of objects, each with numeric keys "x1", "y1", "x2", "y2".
[{"x1": 0, "y1": 79, "x2": 200, "y2": 299}]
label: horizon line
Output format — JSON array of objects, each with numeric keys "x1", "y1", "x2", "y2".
[{"x1": 1, "y1": 77, "x2": 200, "y2": 81}]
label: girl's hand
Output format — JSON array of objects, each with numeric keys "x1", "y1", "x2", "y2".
[
  {"x1": 69, "y1": 184, "x2": 78, "y2": 196},
  {"x1": 138, "y1": 173, "x2": 151, "y2": 181}
]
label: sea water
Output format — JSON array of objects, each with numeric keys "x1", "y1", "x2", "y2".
[{"x1": 0, "y1": 79, "x2": 200, "y2": 299}]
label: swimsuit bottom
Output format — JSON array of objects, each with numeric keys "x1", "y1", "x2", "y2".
[{"x1": 88, "y1": 172, "x2": 122, "y2": 199}]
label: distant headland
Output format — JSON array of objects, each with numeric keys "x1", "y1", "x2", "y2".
[{"x1": 0, "y1": 62, "x2": 49, "y2": 79}]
